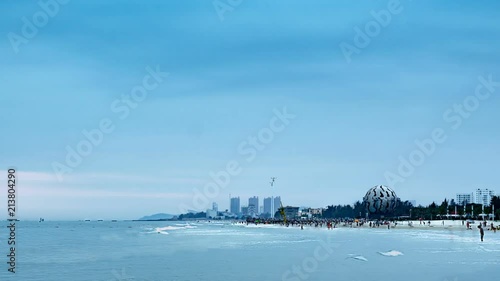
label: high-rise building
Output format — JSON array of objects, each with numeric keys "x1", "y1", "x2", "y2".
[
  {"x1": 212, "y1": 202, "x2": 218, "y2": 212},
  {"x1": 263, "y1": 197, "x2": 273, "y2": 215},
  {"x1": 241, "y1": 206, "x2": 249, "y2": 216},
  {"x1": 230, "y1": 197, "x2": 240, "y2": 215},
  {"x1": 249, "y1": 196, "x2": 259, "y2": 215},
  {"x1": 474, "y1": 189, "x2": 495, "y2": 206},
  {"x1": 248, "y1": 204, "x2": 257, "y2": 216},
  {"x1": 273, "y1": 196, "x2": 281, "y2": 217},
  {"x1": 456, "y1": 193, "x2": 473, "y2": 205}
]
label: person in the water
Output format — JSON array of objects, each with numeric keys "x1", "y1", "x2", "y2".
[{"x1": 478, "y1": 225, "x2": 484, "y2": 241}]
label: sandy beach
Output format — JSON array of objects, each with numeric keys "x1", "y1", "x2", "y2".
[
  {"x1": 233, "y1": 219, "x2": 500, "y2": 232},
  {"x1": 386, "y1": 219, "x2": 499, "y2": 230}
]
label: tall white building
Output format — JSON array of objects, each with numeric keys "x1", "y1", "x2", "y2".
[
  {"x1": 474, "y1": 189, "x2": 495, "y2": 206},
  {"x1": 273, "y1": 196, "x2": 281, "y2": 217},
  {"x1": 230, "y1": 197, "x2": 240, "y2": 215},
  {"x1": 456, "y1": 193, "x2": 473, "y2": 205},
  {"x1": 263, "y1": 197, "x2": 273, "y2": 215},
  {"x1": 212, "y1": 202, "x2": 218, "y2": 212},
  {"x1": 249, "y1": 196, "x2": 259, "y2": 215},
  {"x1": 241, "y1": 206, "x2": 248, "y2": 216}
]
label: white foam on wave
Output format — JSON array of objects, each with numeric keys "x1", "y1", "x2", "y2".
[
  {"x1": 378, "y1": 250, "x2": 404, "y2": 257},
  {"x1": 479, "y1": 246, "x2": 500, "y2": 252},
  {"x1": 174, "y1": 223, "x2": 197, "y2": 228},
  {"x1": 142, "y1": 224, "x2": 197, "y2": 234},
  {"x1": 243, "y1": 224, "x2": 284, "y2": 229},
  {"x1": 145, "y1": 229, "x2": 169, "y2": 235},
  {"x1": 155, "y1": 225, "x2": 197, "y2": 231},
  {"x1": 346, "y1": 254, "x2": 368, "y2": 262}
]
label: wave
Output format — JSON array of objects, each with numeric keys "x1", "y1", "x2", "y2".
[
  {"x1": 155, "y1": 225, "x2": 197, "y2": 231},
  {"x1": 144, "y1": 229, "x2": 169, "y2": 235},
  {"x1": 346, "y1": 254, "x2": 368, "y2": 262},
  {"x1": 378, "y1": 250, "x2": 404, "y2": 257}
]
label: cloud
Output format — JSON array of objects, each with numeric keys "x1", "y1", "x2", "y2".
[
  {"x1": 64, "y1": 172, "x2": 206, "y2": 185},
  {"x1": 19, "y1": 185, "x2": 191, "y2": 199},
  {"x1": 1, "y1": 170, "x2": 205, "y2": 185},
  {"x1": 0, "y1": 170, "x2": 59, "y2": 182}
]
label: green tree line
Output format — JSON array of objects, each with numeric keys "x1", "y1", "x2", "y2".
[{"x1": 322, "y1": 196, "x2": 500, "y2": 220}]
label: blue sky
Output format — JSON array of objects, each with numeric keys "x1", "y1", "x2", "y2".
[{"x1": 1, "y1": 0, "x2": 499, "y2": 220}]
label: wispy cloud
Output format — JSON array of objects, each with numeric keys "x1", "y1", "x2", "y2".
[
  {"x1": 1, "y1": 170, "x2": 205, "y2": 185},
  {"x1": 20, "y1": 185, "x2": 191, "y2": 199}
]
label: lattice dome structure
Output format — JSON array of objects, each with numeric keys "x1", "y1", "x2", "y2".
[{"x1": 363, "y1": 185, "x2": 398, "y2": 214}]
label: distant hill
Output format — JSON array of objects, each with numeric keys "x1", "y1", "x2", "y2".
[{"x1": 138, "y1": 213, "x2": 175, "y2": 221}]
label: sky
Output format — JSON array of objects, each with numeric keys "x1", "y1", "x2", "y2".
[{"x1": 0, "y1": 0, "x2": 499, "y2": 220}]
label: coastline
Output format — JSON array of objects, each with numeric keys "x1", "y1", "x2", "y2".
[
  {"x1": 383, "y1": 219, "x2": 498, "y2": 230},
  {"x1": 232, "y1": 219, "x2": 500, "y2": 231}
]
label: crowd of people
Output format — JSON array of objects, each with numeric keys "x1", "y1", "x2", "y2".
[
  {"x1": 234, "y1": 217, "x2": 499, "y2": 240},
  {"x1": 238, "y1": 218, "x2": 402, "y2": 229}
]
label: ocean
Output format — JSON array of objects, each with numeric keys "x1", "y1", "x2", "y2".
[{"x1": 0, "y1": 221, "x2": 499, "y2": 281}]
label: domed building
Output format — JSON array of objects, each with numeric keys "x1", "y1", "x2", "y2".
[{"x1": 363, "y1": 185, "x2": 398, "y2": 216}]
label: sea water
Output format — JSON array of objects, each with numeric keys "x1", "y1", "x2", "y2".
[{"x1": 0, "y1": 221, "x2": 498, "y2": 281}]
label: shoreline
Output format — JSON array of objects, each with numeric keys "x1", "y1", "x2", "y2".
[{"x1": 232, "y1": 219, "x2": 500, "y2": 231}]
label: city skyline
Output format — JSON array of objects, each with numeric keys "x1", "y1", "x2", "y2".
[
  {"x1": 218, "y1": 188, "x2": 497, "y2": 217},
  {"x1": 228, "y1": 195, "x2": 282, "y2": 216}
]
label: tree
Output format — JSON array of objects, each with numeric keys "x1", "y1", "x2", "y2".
[
  {"x1": 491, "y1": 196, "x2": 500, "y2": 210},
  {"x1": 322, "y1": 204, "x2": 357, "y2": 219},
  {"x1": 178, "y1": 212, "x2": 206, "y2": 220},
  {"x1": 352, "y1": 201, "x2": 364, "y2": 218},
  {"x1": 449, "y1": 199, "x2": 456, "y2": 206},
  {"x1": 439, "y1": 198, "x2": 449, "y2": 215},
  {"x1": 391, "y1": 200, "x2": 412, "y2": 217}
]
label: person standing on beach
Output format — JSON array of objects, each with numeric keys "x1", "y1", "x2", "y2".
[{"x1": 479, "y1": 225, "x2": 484, "y2": 241}]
